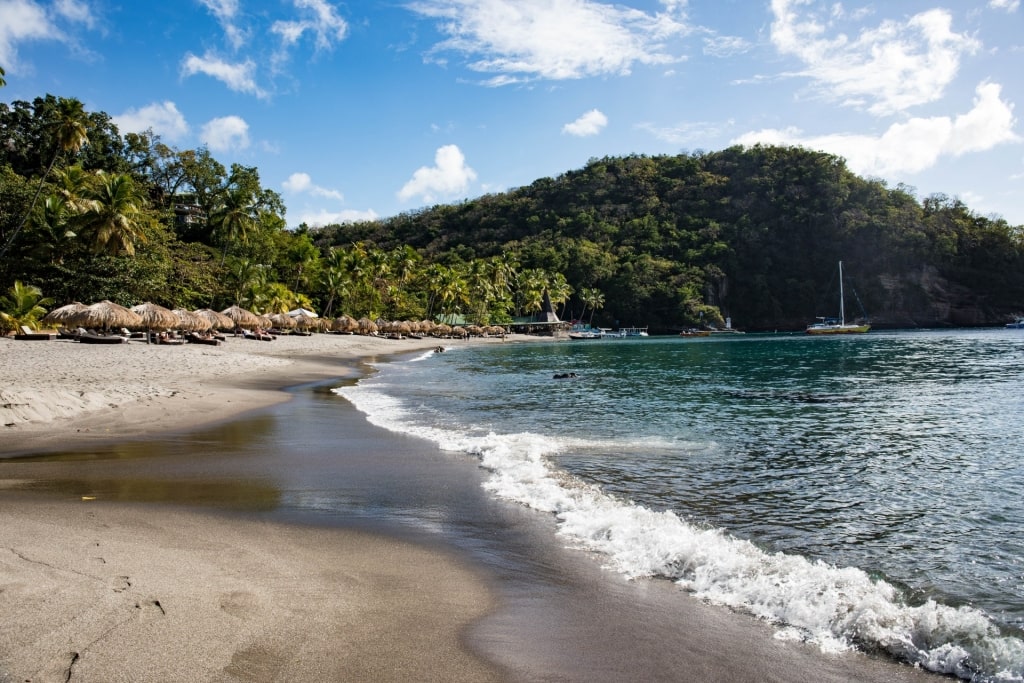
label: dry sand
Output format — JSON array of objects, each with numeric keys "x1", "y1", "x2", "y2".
[{"x1": 0, "y1": 332, "x2": 513, "y2": 682}]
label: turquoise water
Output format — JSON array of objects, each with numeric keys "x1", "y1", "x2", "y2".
[{"x1": 338, "y1": 329, "x2": 1024, "y2": 681}]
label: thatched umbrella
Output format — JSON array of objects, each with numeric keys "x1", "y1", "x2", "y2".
[
  {"x1": 465, "y1": 325, "x2": 484, "y2": 337},
  {"x1": 221, "y1": 305, "x2": 261, "y2": 330},
  {"x1": 419, "y1": 320, "x2": 436, "y2": 335},
  {"x1": 131, "y1": 302, "x2": 179, "y2": 330},
  {"x1": 292, "y1": 311, "x2": 315, "y2": 330},
  {"x1": 41, "y1": 302, "x2": 88, "y2": 328},
  {"x1": 451, "y1": 326, "x2": 468, "y2": 338},
  {"x1": 357, "y1": 317, "x2": 378, "y2": 335},
  {"x1": 194, "y1": 308, "x2": 234, "y2": 330},
  {"x1": 269, "y1": 313, "x2": 296, "y2": 330},
  {"x1": 70, "y1": 300, "x2": 143, "y2": 333},
  {"x1": 173, "y1": 308, "x2": 211, "y2": 332},
  {"x1": 433, "y1": 323, "x2": 452, "y2": 338},
  {"x1": 132, "y1": 302, "x2": 182, "y2": 344},
  {"x1": 332, "y1": 315, "x2": 355, "y2": 333}
]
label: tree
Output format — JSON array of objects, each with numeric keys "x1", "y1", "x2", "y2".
[
  {"x1": 0, "y1": 97, "x2": 90, "y2": 260},
  {"x1": 0, "y1": 280, "x2": 53, "y2": 333},
  {"x1": 80, "y1": 172, "x2": 151, "y2": 256},
  {"x1": 211, "y1": 184, "x2": 257, "y2": 265},
  {"x1": 579, "y1": 287, "x2": 605, "y2": 325}
]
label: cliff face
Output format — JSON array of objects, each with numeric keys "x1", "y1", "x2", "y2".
[{"x1": 870, "y1": 266, "x2": 997, "y2": 328}]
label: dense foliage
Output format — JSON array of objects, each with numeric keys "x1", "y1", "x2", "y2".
[
  {"x1": 2, "y1": 93, "x2": 1022, "y2": 332},
  {"x1": 314, "y1": 148, "x2": 1024, "y2": 330}
]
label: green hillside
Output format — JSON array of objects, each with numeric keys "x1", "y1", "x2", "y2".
[
  {"x1": 2, "y1": 94, "x2": 1022, "y2": 333},
  {"x1": 314, "y1": 146, "x2": 1024, "y2": 331}
]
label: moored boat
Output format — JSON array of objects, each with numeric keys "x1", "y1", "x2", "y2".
[
  {"x1": 1006, "y1": 318, "x2": 1024, "y2": 329},
  {"x1": 806, "y1": 261, "x2": 870, "y2": 335}
]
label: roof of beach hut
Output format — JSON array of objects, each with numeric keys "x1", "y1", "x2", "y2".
[
  {"x1": 332, "y1": 315, "x2": 357, "y2": 333},
  {"x1": 70, "y1": 300, "x2": 144, "y2": 331},
  {"x1": 357, "y1": 317, "x2": 378, "y2": 334},
  {"x1": 269, "y1": 313, "x2": 296, "y2": 329},
  {"x1": 41, "y1": 301, "x2": 88, "y2": 327},
  {"x1": 172, "y1": 308, "x2": 211, "y2": 331},
  {"x1": 194, "y1": 308, "x2": 234, "y2": 330},
  {"x1": 130, "y1": 302, "x2": 180, "y2": 331},
  {"x1": 220, "y1": 305, "x2": 261, "y2": 329}
]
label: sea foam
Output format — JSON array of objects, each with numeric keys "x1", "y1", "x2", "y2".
[{"x1": 334, "y1": 371, "x2": 1024, "y2": 682}]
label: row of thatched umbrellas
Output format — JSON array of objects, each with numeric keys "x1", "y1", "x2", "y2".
[{"x1": 40, "y1": 301, "x2": 508, "y2": 338}]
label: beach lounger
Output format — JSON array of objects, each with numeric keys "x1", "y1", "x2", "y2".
[
  {"x1": 77, "y1": 333, "x2": 129, "y2": 344},
  {"x1": 14, "y1": 325, "x2": 57, "y2": 341}
]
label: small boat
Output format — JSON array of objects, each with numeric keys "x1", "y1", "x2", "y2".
[
  {"x1": 806, "y1": 261, "x2": 870, "y2": 335},
  {"x1": 679, "y1": 329, "x2": 711, "y2": 337},
  {"x1": 1006, "y1": 318, "x2": 1024, "y2": 329},
  {"x1": 568, "y1": 323, "x2": 604, "y2": 340},
  {"x1": 620, "y1": 327, "x2": 649, "y2": 337}
]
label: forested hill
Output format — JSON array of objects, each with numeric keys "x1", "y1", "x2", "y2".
[{"x1": 314, "y1": 145, "x2": 1024, "y2": 332}]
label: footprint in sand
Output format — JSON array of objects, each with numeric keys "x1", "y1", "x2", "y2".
[
  {"x1": 219, "y1": 590, "x2": 259, "y2": 619},
  {"x1": 111, "y1": 575, "x2": 131, "y2": 592},
  {"x1": 135, "y1": 599, "x2": 166, "y2": 616}
]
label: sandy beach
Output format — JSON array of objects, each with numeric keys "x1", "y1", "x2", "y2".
[
  {"x1": 0, "y1": 332, "x2": 941, "y2": 683},
  {"x1": 0, "y1": 332, "x2": 511, "y2": 682}
]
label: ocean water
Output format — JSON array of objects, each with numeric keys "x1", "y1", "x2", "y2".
[{"x1": 335, "y1": 329, "x2": 1024, "y2": 682}]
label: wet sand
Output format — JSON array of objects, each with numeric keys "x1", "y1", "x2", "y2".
[
  {"x1": 0, "y1": 333, "x2": 510, "y2": 682},
  {"x1": 0, "y1": 333, "x2": 939, "y2": 682}
]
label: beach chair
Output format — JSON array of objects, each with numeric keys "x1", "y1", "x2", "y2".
[{"x1": 14, "y1": 325, "x2": 56, "y2": 341}]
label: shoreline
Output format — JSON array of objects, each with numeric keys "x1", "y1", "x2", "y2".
[
  {"x1": 0, "y1": 333, "x2": 490, "y2": 456},
  {"x1": 0, "y1": 332, "x2": 938, "y2": 683},
  {"x1": 0, "y1": 332, "x2": 516, "y2": 682}
]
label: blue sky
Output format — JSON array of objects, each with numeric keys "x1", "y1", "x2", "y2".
[{"x1": 2, "y1": 0, "x2": 1022, "y2": 227}]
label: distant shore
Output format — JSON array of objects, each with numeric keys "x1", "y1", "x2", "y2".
[{"x1": 0, "y1": 332, "x2": 514, "y2": 682}]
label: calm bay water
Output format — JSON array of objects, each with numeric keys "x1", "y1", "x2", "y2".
[{"x1": 337, "y1": 329, "x2": 1024, "y2": 682}]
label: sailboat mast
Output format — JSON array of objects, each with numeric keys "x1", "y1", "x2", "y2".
[{"x1": 838, "y1": 261, "x2": 846, "y2": 325}]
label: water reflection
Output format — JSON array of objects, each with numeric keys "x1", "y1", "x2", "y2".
[
  {"x1": 6, "y1": 414, "x2": 280, "y2": 463},
  {"x1": 20, "y1": 476, "x2": 281, "y2": 509}
]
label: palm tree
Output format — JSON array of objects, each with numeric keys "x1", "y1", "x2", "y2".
[
  {"x1": 320, "y1": 266, "x2": 351, "y2": 318},
  {"x1": 80, "y1": 172, "x2": 150, "y2": 255},
  {"x1": 212, "y1": 185, "x2": 257, "y2": 265},
  {"x1": 0, "y1": 97, "x2": 90, "y2": 260},
  {"x1": 0, "y1": 281, "x2": 53, "y2": 333},
  {"x1": 0, "y1": 65, "x2": 6, "y2": 88},
  {"x1": 579, "y1": 287, "x2": 606, "y2": 326},
  {"x1": 546, "y1": 272, "x2": 573, "y2": 319}
]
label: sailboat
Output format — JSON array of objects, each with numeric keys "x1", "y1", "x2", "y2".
[{"x1": 806, "y1": 261, "x2": 870, "y2": 335}]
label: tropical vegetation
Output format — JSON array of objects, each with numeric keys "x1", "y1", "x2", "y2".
[{"x1": 1, "y1": 92, "x2": 1023, "y2": 333}]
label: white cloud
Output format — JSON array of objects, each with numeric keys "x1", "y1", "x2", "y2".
[
  {"x1": 200, "y1": 115, "x2": 250, "y2": 153},
  {"x1": 0, "y1": 0, "x2": 61, "y2": 69},
  {"x1": 703, "y1": 35, "x2": 752, "y2": 58},
  {"x1": 112, "y1": 101, "x2": 189, "y2": 142},
  {"x1": 198, "y1": 0, "x2": 247, "y2": 49},
  {"x1": 290, "y1": 207, "x2": 379, "y2": 227},
  {"x1": 282, "y1": 172, "x2": 344, "y2": 201},
  {"x1": 271, "y1": 0, "x2": 348, "y2": 51},
  {"x1": 563, "y1": 109, "x2": 608, "y2": 137},
  {"x1": 408, "y1": 0, "x2": 690, "y2": 85},
  {"x1": 731, "y1": 82, "x2": 1021, "y2": 178},
  {"x1": 398, "y1": 144, "x2": 477, "y2": 203},
  {"x1": 54, "y1": 0, "x2": 95, "y2": 28},
  {"x1": 181, "y1": 51, "x2": 268, "y2": 98},
  {"x1": 770, "y1": 0, "x2": 980, "y2": 116},
  {"x1": 989, "y1": 0, "x2": 1020, "y2": 11},
  {"x1": 638, "y1": 119, "x2": 734, "y2": 146}
]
